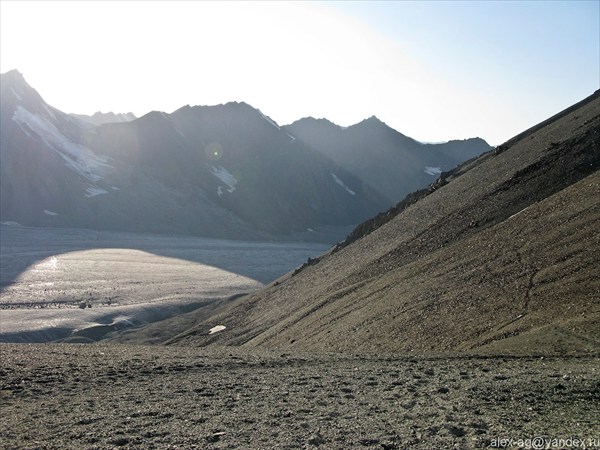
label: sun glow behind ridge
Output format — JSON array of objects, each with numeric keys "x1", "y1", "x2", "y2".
[{"x1": 1, "y1": 0, "x2": 598, "y2": 145}]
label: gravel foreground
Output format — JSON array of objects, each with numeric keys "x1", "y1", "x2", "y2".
[{"x1": 0, "y1": 344, "x2": 598, "y2": 449}]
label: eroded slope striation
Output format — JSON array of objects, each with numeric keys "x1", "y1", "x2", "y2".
[{"x1": 169, "y1": 91, "x2": 600, "y2": 355}]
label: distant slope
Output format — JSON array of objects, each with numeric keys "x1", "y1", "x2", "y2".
[
  {"x1": 169, "y1": 90, "x2": 600, "y2": 356},
  {"x1": 70, "y1": 111, "x2": 136, "y2": 126},
  {"x1": 285, "y1": 116, "x2": 491, "y2": 203}
]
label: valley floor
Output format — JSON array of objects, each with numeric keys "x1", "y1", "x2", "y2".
[
  {"x1": 0, "y1": 344, "x2": 598, "y2": 449},
  {"x1": 0, "y1": 226, "x2": 326, "y2": 343}
]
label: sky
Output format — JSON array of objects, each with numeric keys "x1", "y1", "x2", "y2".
[{"x1": 1, "y1": 1, "x2": 598, "y2": 145}]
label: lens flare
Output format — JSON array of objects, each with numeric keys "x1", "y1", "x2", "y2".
[{"x1": 205, "y1": 142, "x2": 223, "y2": 161}]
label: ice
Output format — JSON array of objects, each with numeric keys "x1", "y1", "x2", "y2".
[
  {"x1": 331, "y1": 173, "x2": 356, "y2": 196},
  {"x1": 508, "y1": 206, "x2": 528, "y2": 220},
  {"x1": 11, "y1": 88, "x2": 22, "y2": 101},
  {"x1": 424, "y1": 166, "x2": 442, "y2": 176},
  {"x1": 84, "y1": 186, "x2": 109, "y2": 198},
  {"x1": 11, "y1": 106, "x2": 111, "y2": 182},
  {"x1": 43, "y1": 209, "x2": 59, "y2": 216},
  {"x1": 43, "y1": 104, "x2": 57, "y2": 120},
  {"x1": 209, "y1": 325, "x2": 226, "y2": 335},
  {"x1": 258, "y1": 109, "x2": 280, "y2": 129},
  {"x1": 211, "y1": 165, "x2": 237, "y2": 193}
]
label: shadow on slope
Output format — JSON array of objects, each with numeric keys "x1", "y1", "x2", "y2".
[{"x1": 165, "y1": 90, "x2": 600, "y2": 356}]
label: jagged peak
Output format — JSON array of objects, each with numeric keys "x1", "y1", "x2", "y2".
[
  {"x1": 357, "y1": 115, "x2": 386, "y2": 126},
  {"x1": 2, "y1": 68, "x2": 25, "y2": 79},
  {"x1": 444, "y1": 137, "x2": 491, "y2": 146},
  {"x1": 177, "y1": 101, "x2": 257, "y2": 114},
  {"x1": 287, "y1": 116, "x2": 342, "y2": 129},
  {"x1": 1, "y1": 69, "x2": 31, "y2": 90}
]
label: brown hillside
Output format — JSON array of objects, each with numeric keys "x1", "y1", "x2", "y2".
[{"x1": 168, "y1": 92, "x2": 600, "y2": 355}]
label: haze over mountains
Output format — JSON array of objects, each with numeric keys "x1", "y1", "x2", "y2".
[
  {"x1": 1, "y1": 71, "x2": 597, "y2": 450},
  {"x1": 155, "y1": 90, "x2": 600, "y2": 355},
  {"x1": 286, "y1": 117, "x2": 488, "y2": 202},
  {"x1": 0, "y1": 70, "x2": 490, "y2": 242},
  {"x1": 70, "y1": 111, "x2": 136, "y2": 127}
]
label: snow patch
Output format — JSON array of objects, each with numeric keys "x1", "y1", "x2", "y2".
[
  {"x1": 424, "y1": 166, "x2": 442, "y2": 176},
  {"x1": 208, "y1": 325, "x2": 226, "y2": 335},
  {"x1": 11, "y1": 106, "x2": 111, "y2": 182},
  {"x1": 84, "y1": 186, "x2": 109, "y2": 198},
  {"x1": 258, "y1": 110, "x2": 280, "y2": 129},
  {"x1": 331, "y1": 173, "x2": 356, "y2": 196},
  {"x1": 111, "y1": 186, "x2": 120, "y2": 191},
  {"x1": 217, "y1": 186, "x2": 224, "y2": 197},
  {"x1": 43, "y1": 209, "x2": 59, "y2": 216},
  {"x1": 175, "y1": 128, "x2": 185, "y2": 137},
  {"x1": 11, "y1": 88, "x2": 22, "y2": 101},
  {"x1": 211, "y1": 165, "x2": 237, "y2": 193},
  {"x1": 160, "y1": 112, "x2": 168, "y2": 119},
  {"x1": 508, "y1": 206, "x2": 529, "y2": 221},
  {"x1": 287, "y1": 133, "x2": 296, "y2": 142},
  {"x1": 43, "y1": 104, "x2": 57, "y2": 120},
  {"x1": 1, "y1": 221, "x2": 22, "y2": 227}
]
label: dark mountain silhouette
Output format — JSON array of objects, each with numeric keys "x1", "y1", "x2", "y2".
[
  {"x1": 71, "y1": 111, "x2": 136, "y2": 126},
  {"x1": 165, "y1": 90, "x2": 600, "y2": 356},
  {"x1": 89, "y1": 103, "x2": 386, "y2": 235},
  {"x1": 0, "y1": 70, "x2": 261, "y2": 239},
  {"x1": 1, "y1": 70, "x2": 387, "y2": 240},
  {"x1": 285, "y1": 116, "x2": 491, "y2": 202}
]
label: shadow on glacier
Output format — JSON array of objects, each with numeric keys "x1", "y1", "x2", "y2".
[{"x1": 0, "y1": 225, "x2": 329, "y2": 289}]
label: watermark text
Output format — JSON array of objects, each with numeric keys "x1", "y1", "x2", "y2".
[{"x1": 491, "y1": 436, "x2": 600, "y2": 449}]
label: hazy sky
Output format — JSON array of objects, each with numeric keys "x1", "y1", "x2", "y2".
[{"x1": 1, "y1": 1, "x2": 598, "y2": 144}]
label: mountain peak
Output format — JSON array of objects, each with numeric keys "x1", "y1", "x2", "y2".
[
  {"x1": 1, "y1": 69, "x2": 51, "y2": 117},
  {"x1": 1, "y1": 69, "x2": 30, "y2": 90},
  {"x1": 287, "y1": 116, "x2": 341, "y2": 129},
  {"x1": 361, "y1": 115, "x2": 385, "y2": 126},
  {"x1": 3, "y1": 68, "x2": 24, "y2": 79}
]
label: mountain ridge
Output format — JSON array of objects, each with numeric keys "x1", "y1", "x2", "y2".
[
  {"x1": 1, "y1": 70, "x2": 490, "y2": 242},
  {"x1": 285, "y1": 114, "x2": 491, "y2": 203},
  {"x1": 162, "y1": 90, "x2": 600, "y2": 355},
  {"x1": 1, "y1": 71, "x2": 387, "y2": 241},
  {"x1": 71, "y1": 111, "x2": 136, "y2": 126}
]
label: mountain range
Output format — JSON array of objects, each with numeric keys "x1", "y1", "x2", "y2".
[
  {"x1": 142, "y1": 89, "x2": 599, "y2": 355},
  {"x1": 286, "y1": 116, "x2": 487, "y2": 202},
  {"x1": 0, "y1": 70, "x2": 491, "y2": 242},
  {"x1": 70, "y1": 111, "x2": 136, "y2": 126}
]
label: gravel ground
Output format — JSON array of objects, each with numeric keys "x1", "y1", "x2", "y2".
[{"x1": 1, "y1": 344, "x2": 598, "y2": 449}]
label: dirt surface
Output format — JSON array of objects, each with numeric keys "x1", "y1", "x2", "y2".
[
  {"x1": 169, "y1": 92, "x2": 600, "y2": 356},
  {"x1": 0, "y1": 344, "x2": 598, "y2": 449}
]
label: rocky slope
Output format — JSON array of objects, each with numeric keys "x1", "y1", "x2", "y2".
[{"x1": 166, "y1": 90, "x2": 600, "y2": 356}]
